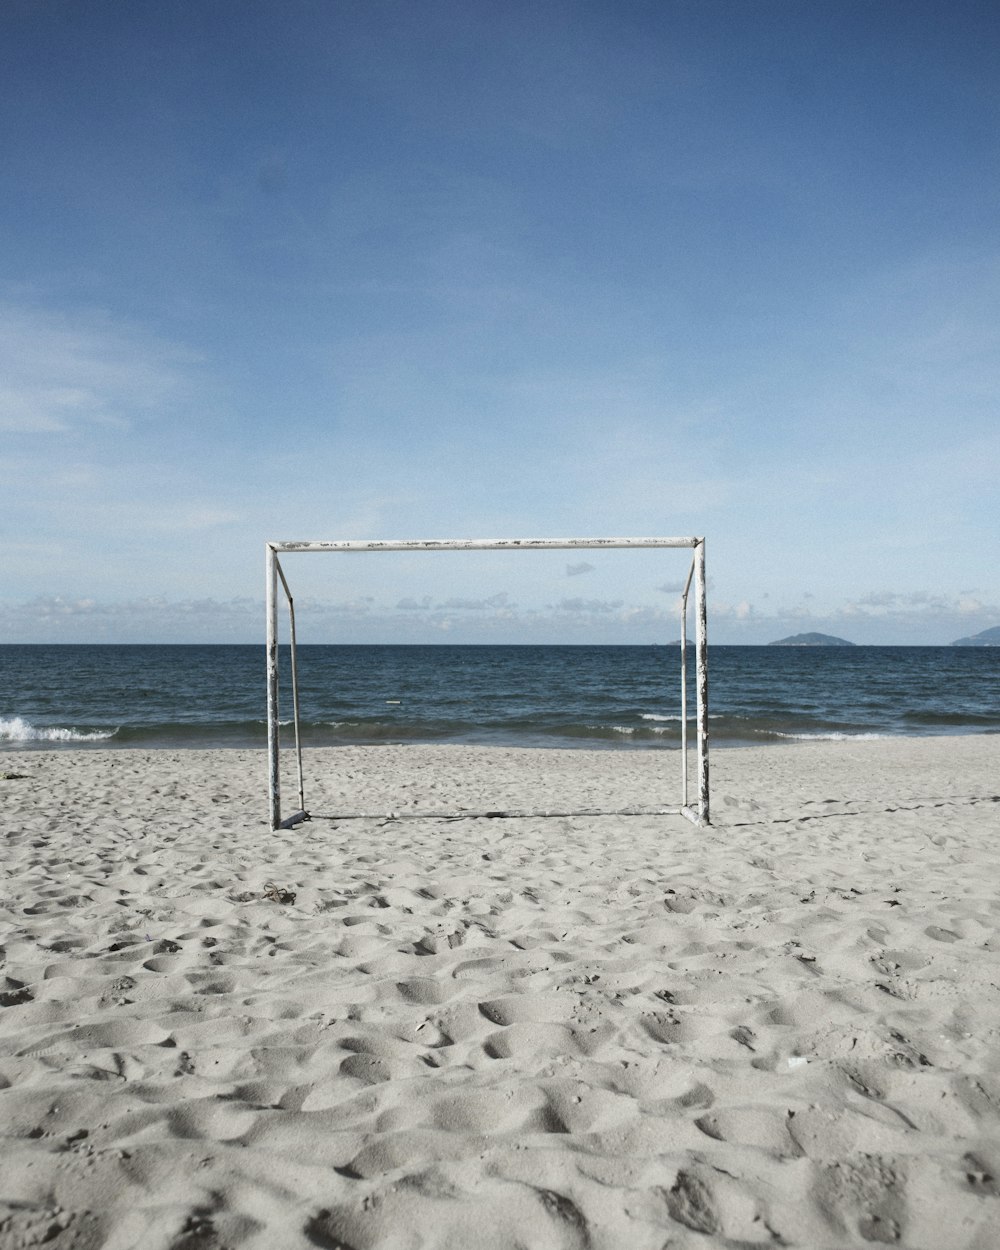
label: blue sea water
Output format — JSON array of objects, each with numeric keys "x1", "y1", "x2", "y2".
[{"x1": 1, "y1": 644, "x2": 998, "y2": 751}]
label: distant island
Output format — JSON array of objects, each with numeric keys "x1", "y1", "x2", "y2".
[
  {"x1": 769, "y1": 632, "x2": 855, "y2": 647},
  {"x1": 952, "y1": 625, "x2": 1000, "y2": 647}
]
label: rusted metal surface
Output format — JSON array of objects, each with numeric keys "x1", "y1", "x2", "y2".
[
  {"x1": 694, "y1": 538, "x2": 710, "y2": 825},
  {"x1": 265, "y1": 545, "x2": 280, "y2": 831},
  {"x1": 267, "y1": 537, "x2": 700, "y2": 554},
  {"x1": 265, "y1": 536, "x2": 710, "y2": 829},
  {"x1": 275, "y1": 558, "x2": 305, "y2": 813},
  {"x1": 679, "y1": 552, "x2": 696, "y2": 808}
]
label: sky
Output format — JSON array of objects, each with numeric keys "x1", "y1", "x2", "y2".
[{"x1": 2, "y1": 0, "x2": 998, "y2": 645}]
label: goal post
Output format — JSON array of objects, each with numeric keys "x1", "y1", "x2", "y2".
[{"x1": 266, "y1": 537, "x2": 709, "y2": 829}]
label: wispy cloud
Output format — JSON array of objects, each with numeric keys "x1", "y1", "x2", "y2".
[
  {"x1": 554, "y1": 597, "x2": 623, "y2": 614},
  {"x1": 836, "y1": 590, "x2": 999, "y2": 624},
  {"x1": 0, "y1": 301, "x2": 198, "y2": 433},
  {"x1": 0, "y1": 592, "x2": 669, "y2": 644},
  {"x1": 566, "y1": 561, "x2": 595, "y2": 577},
  {"x1": 0, "y1": 595, "x2": 259, "y2": 642},
  {"x1": 435, "y1": 593, "x2": 512, "y2": 611},
  {"x1": 149, "y1": 506, "x2": 244, "y2": 532},
  {"x1": 4, "y1": 582, "x2": 995, "y2": 645}
]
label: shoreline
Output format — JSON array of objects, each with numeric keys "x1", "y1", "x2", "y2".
[
  {"x1": 3, "y1": 724, "x2": 997, "y2": 754},
  {"x1": 2, "y1": 736, "x2": 998, "y2": 1247}
]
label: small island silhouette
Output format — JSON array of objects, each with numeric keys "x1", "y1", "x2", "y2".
[
  {"x1": 952, "y1": 625, "x2": 1000, "y2": 646},
  {"x1": 769, "y1": 632, "x2": 855, "y2": 646}
]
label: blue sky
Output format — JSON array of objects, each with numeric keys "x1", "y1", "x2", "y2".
[{"x1": 2, "y1": 0, "x2": 998, "y2": 644}]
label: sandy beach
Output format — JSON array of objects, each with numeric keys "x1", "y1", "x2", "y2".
[{"x1": 1, "y1": 736, "x2": 998, "y2": 1249}]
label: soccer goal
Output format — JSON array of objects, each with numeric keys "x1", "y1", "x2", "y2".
[{"x1": 265, "y1": 537, "x2": 709, "y2": 829}]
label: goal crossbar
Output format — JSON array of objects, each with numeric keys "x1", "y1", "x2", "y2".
[{"x1": 266, "y1": 536, "x2": 710, "y2": 829}]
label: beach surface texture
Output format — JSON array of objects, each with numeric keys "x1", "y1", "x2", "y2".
[{"x1": 1, "y1": 738, "x2": 999, "y2": 1248}]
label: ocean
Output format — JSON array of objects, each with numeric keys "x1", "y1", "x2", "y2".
[{"x1": 1, "y1": 644, "x2": 998, "y2": 751}]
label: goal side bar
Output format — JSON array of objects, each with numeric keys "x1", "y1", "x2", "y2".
[{"x1": 266, "y1": 536, "x2": 709, "y2": 829}]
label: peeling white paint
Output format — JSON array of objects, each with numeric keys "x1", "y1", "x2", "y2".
[{"x1": 266, "y1": 537, "x2": 709, "y2": 829}]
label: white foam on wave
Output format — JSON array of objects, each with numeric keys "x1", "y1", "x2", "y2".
[
  {"x1": 642, "y1": 713, "x2": 727, "y2": 722},
  {"x1": 770, "y1": 731, "x2": 887, "y2": 741},
  {"x1": 0, "y1": 716, "x2": 117, "y2": 743}
]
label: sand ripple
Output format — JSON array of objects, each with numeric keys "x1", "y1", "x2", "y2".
[{"x1": 1, "y1": 740, "x2": 999, "y2": 1247}]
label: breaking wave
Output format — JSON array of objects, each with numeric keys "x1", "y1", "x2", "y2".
[
  {"x1": 769, "y1": 731, "x2": 887, "y2": 741},
  {"x1": 0, "y1": 716, "x2": 118, "y2": 743}
]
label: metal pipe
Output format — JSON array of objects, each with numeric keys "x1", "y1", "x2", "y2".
[
  {"x1": 288, "y1": 598, "x2": 304, "y2": 814},
  {"x1": 268, "y1": 536, "x2": 700, "y2": 554},
  {"x1": 694, "y1": 538, "x2": 710, "y2": 825},
  {"x1": 275, "y1": 558, "x2": 305, "y2": 815},
  {"x1": 266, "y1": 543, "x2": 281, "y2": 830},
  {"x1": 679, "y1": 553, "x2": 695, "y2": 808}
]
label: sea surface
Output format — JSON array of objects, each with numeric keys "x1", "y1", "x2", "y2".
[{"x1": 2, "y1": 644, "x2": 998, "y2": 751}]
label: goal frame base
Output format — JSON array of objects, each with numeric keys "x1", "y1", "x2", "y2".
[{"x1": 275, "y1": 804, "x2": 704, "y2": 828}]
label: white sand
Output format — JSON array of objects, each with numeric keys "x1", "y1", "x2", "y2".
[{"x1": 1, "y1": 737, "x2": 999, "y2": 1249}]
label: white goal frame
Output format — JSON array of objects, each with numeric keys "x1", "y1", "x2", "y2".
[{"x1": 266, "y1": 537, "x2": 709, "y2": 829}]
